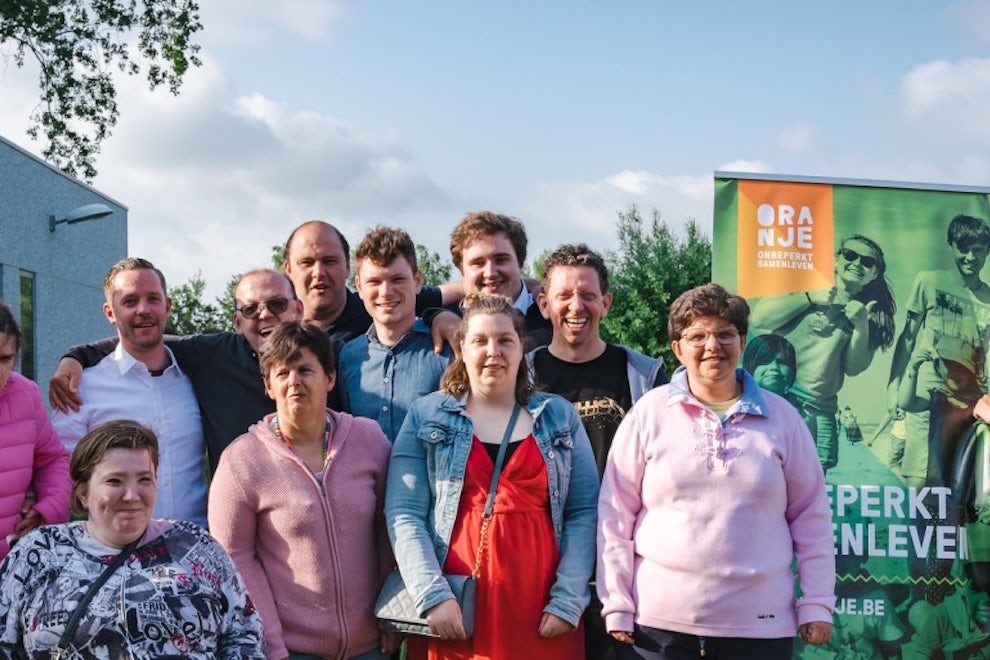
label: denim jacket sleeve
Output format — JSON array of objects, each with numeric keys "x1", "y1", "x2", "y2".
[
  {"x1": 542, "y1": 399, "x2": 599, "y2": 627},
  {"x1": 384, "y1": 399, "x2": 456, "y2": 616}
]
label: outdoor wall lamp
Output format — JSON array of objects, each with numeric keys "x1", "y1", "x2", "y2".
[{"x1": 49, "y1": 203, "x2": 113, "y2": 232}]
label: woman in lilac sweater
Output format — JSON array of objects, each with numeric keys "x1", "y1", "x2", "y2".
[
  {"x1": 0, "y1": 302, "x2": 70, "y2": 560},
  {"x1": 597, "y1": 284, "x2": 835, "y2": 659},
  {"x1": 209, "y1": 322, "x2": 394, "y2": 660}
]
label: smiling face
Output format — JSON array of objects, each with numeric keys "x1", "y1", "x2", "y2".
[
  {"x1": 355, "y1": 255, "x2": 422, "y2": 339},
  {"x1": 752, "y1": 354, "x2": 793, "y2": 395},
  {"x1": 264, "y1": 347, "x2": 335, "y2": 423},
  {"x1": 671, "y1": 315, "x2": 745, "y2": 402},
  {"x1": 103, "y1": 268, "x2": 170, "y2": 356},
  {"x1": 539, "y1": 264, "x2": 611, "y2": 356},
  {"x1": 461, "y1": 311, "x2": 524, "y2": 399},
  {"x1": 836, "y1": 238, "x2": 881, "y2": 293},
  {"x1": 459, "y1": 232, "x2": 524, "y2": 300},
  {"x1": 80, "y1": 448, "x2": 156, "y2": 548},
  {"x1": 951, "y1": 239, "x2": 990, "y2": 280},
  {"x1": 284, "y1": 223, "x2": 350, "y2": 326},
  {"x1": 233, "y1": 272, "x2": 302, "y2": 352}
]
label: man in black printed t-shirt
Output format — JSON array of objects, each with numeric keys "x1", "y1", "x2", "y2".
[{"x1": 528, "y1": 243, "x2": 666, "y2": 660}]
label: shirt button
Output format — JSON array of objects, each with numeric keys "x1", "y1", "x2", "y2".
[
  {"x1": 383, "y1": 377, "x2": 390, "y2": 383},
  {"x1": 382, "y1": 406, "x2": 389, "y2": 412},
  {"x1": 431, "y1": 432, "x2": 438, "y2": 439},
  {"x1": 547, "y1": 450, "x2": 554, "y2": 459}
]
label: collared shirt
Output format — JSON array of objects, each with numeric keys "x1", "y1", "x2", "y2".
[
  {"x1": 513, "y1": 282, "x2": 534, "y2": 315},
  {"x1": 338, "y1": 319, "x2": 452, "y2": 442},
  {"x1": 51, "y1": 344, "x2": 208, "y2": 527}
]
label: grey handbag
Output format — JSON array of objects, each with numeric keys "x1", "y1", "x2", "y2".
[
  {"x1": 375, "y1": 571, "x2": 477, "y2": 637},
  {"x1": 375, "y1": 405, "x2": 521, "y2": 639}
]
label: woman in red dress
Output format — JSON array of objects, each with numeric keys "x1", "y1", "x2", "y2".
[{"x1": 386, "y1": 294, "x2": 599, "y2": 659}]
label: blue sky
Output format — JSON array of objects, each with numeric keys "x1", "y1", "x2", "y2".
[{"x1": 3, "y1": 1, "x2": 990, "y2": 297}]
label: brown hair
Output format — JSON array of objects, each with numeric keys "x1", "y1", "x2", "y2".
[
  {"x1": 439, "y1": 293, "x2": 534, "y2": 404},
  {"x1": 355, "y1": 226, "x2": 418, "y2": 273},
  {"x1": 103, "y1": 257, "x2": 167, "y2": 301},
  {"x1": 449, "y1": 211, "x2": 527, "y2": 270},
  {"x1": 539, "y1": 243, "x2": 609, "y2": 293},
  {"x1": 0, "y1": 301, "x2": 21, "y2": 352},
  {"x1": 260, "y1": 321, "x2": 336, "y2": 381},
  {"x1": 667, "y1": 283, "x2": 750, "y2": 341},
  {"x1": 70, "y1": 420, "x2": 159, "y2": 518}
]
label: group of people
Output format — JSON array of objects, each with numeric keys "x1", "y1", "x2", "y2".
[{"x1": 0, "y1": 209, "x2": 838, "y2": 659}]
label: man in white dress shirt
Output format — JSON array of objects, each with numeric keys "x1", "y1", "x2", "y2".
[{"x1": 52, "y1": 257, "x2": 207, "y2": 527}]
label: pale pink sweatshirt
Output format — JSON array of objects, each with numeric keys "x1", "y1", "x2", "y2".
[
  {"x1": 597, "y1": 369, "x2": 835, "y2": 639},
  {"x1": 209, "y1": 410, "x2": 392, "y2": 660}
]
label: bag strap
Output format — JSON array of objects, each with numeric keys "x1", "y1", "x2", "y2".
[
  {"x1": 472, "y1": 404, "x2": 522, "y2": 577},
  {"x1": 54, "y1": 531, "x2": 145, "y2": 657}
]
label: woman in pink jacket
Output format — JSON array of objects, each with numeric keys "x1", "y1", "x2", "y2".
[
  {"x1": 0, "y1": 302, "x2": 70, "y2": 560},
  {"x1": 209, "y1": 321, "x2": 395, "y2": 660},
  {"x1": 597, "y1": 284, "x2": 835, "y2": 659}
]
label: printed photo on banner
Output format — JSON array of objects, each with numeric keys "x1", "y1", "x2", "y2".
[{"x1": 714, "y1": 174, "x2": 990, "y2": 659}]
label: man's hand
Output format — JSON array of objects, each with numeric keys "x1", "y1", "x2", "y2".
[
  {"x1": 430, "y1": 311, "x2": 461, "y2": 355},
  {"x1": 49, "y1": 358, "x2": 84, "y2": 412},
  {"x1": 537, "y1": 612, "x2": 574, "y2": 638},
  {"x1": 609, "y1": 630, "x2": 635, "y2": 645}
]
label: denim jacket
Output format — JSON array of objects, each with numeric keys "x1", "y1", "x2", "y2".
[{"x1": 385, "y1": 390, "x2": 599, "y2": 626}]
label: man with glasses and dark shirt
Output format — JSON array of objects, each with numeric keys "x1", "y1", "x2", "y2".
[{"x1": 50, "y1": 268, "x2": 302, "y2": 472}]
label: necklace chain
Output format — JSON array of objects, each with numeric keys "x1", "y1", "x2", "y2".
[{"x1": 272, "y1": 413, "x2": 333, "y2": 468}]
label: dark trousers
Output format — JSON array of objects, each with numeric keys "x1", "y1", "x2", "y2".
[
  {"x1": 584, "y1": 591, "x2": 618, "y2": 660},
  {"x1": 612, "y1": 625, "x2": 793, "y2": 660}
]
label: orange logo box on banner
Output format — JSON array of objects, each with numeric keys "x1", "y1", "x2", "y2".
[{"x1": 736, "y1": 179, "x2": 835, "y2": 298}]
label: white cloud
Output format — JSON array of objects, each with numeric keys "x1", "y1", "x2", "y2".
[
  {"x1": 84, "y1": 53, "x2": 450, "y2": 299},
  {"x1": 200, "y1": 0, "x2": 346, "y2": 43},
  {"x1": 518, "y1": 169, "x2": 717, "y2": 261},
  {"x1": 902, "y1": 58, "x2": 990, "y2": 146}
]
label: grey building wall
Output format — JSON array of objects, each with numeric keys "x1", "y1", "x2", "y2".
[{"x1": 0, "y1": 135, "x2": 127, "y2": 404}]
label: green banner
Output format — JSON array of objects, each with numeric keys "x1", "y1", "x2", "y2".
[{"x1": 714, "y1": 173, "x2": 990, "y2": 659}]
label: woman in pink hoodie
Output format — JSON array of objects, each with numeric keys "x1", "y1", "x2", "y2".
[{"x1": 0, "y1": 302, "x2": 70, "y2": 560}]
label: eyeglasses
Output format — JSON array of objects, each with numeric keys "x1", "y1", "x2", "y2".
[
  {"x1": 235, "y1": 298, "x2": 291, "y2": 319},
  {"x1": 840, "y1": 248, "x2": 878, "y2": 269},
  {"x1": 679, "y1": 328, "x2": 740, "y2": 347}
]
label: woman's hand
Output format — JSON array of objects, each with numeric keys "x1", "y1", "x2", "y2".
[
  {"x1": 537, "y1": 613, "x2": 574, "y2": 638},
  {"x1": 609, "y1": 630, "x2": 635, "y2": 645},
  {"x1": 800, "y1": 622, "x2": 833, "y2": 645},
  {"x1": 425, "y1": 599, "x2": 467, "y2": 640}
]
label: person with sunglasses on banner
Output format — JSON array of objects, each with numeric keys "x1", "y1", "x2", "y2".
[
  {"x1": 385, "y1": 293, "x2": 598, "y2": 659},
  {"x1": 597, "y1": 283, "x2": 835, "y2": 660},
  {"x1": 49, "y1": 268, "x2": 304, "y2": 473},
  {"x1": 750, "y1": 234, "x2": 896, "y2": 473},
  {"x1": 209, "y1": 321, "x2": 395, "y2": 660},
  {"x1": 0, "y1": 420, "x2": 264, "y2": 658}
]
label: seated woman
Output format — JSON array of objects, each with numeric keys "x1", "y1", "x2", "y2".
[
  {"x1": 0, "y1": 301, "x2": 70, "y2": 560},
  {"x1": 0, "y1": 419, "x2": 263, "y2": 658},
  {"x1": 598, "y1": 283, "x2": 835, "y2": 659},
  {"x1": 209, "y1": 321, "x2": 394, "y2": 660},
  {"x1": 386, "y1": 293, "x2": 599, "y2": 659}
]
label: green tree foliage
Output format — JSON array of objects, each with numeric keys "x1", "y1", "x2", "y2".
[
  {"x1": 601, "y1": 206, "x2": 712, "y2": 369},
  {"x1": 166, "y1": 271, "x2": 233, "y2": 335},
  {"x1": 0, "y1": 0, "x2": 202, "y2": 180},
  {"x1": 416, "y1": 244, "x2": 452, "y2": 286},
  {"x1": 270, "y1": 243, "x2": 286, "y2": 270}
]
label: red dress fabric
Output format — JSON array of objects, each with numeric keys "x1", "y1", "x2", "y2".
[{"x1": 410, "y1": 435, "x2": 584, "y2": 660}]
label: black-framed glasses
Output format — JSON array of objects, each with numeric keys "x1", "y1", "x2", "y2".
[
  {"x1": 235, "y1": 297, "x2": 290, "y2": 319},
  {"x1": 839, "y1": 248, "x2": 878, "y2": 269},
  {"x1": 679, "y1": 328, "x2": 740, "y2": 348}
]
